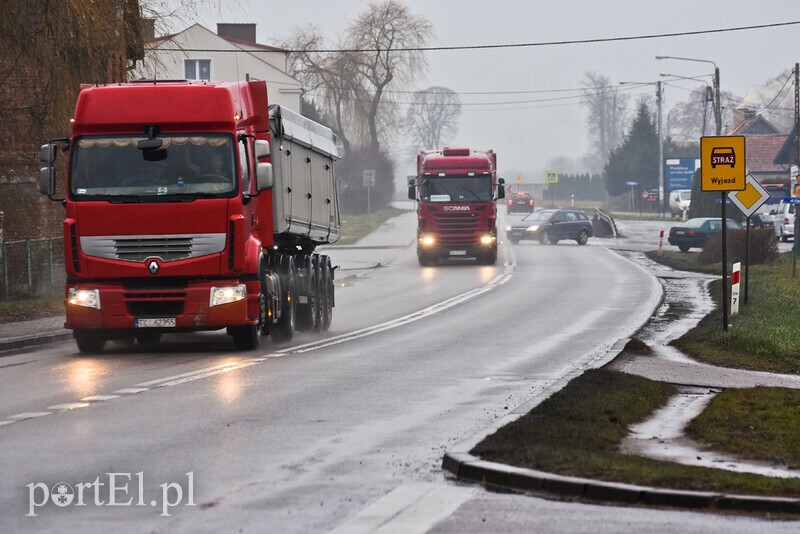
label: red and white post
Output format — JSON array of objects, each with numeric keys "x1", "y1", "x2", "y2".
[{"x1": 731, "y1": 262, "x2": 741, "y2": 316}]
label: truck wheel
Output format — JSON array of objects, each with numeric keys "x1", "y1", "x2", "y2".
[
  {"x1": 232, "y1": 325, "x2": 260, "y2": 350},
  {"x1": 478, "y1": 252, "x2": 497, "y2": 265},
  {"x1": 319, "y1": 255, "x2": 333, "y2": 331},
  {"x1": 75, "y1": 330, "x2": 105, "y2": 354},
  {"x1": 297, "y1": 256, "x2": 320, "y2": 332},
  {"x1": 418, "y1": 254, "x2": 433, "y2": 266},
  {"x1": 272, "y1": 256, "x2": 296, "y2": 342}
]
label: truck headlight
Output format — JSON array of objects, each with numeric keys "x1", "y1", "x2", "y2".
[
  {"x1": 526, "y1": 225, "x2": 540, "y2": 232},
  {"x1": 419, "y1": 234, "x2": 436, "y2": 247},
  {"x1": 210, "y1": 284, "x2": 247, "y2": 307},
  {"x1": 480, "y1": 234, "x2": 496, "y2": 245},
  {"x1": 68, "y1": 288, "x2": 101, "y2": 309}
]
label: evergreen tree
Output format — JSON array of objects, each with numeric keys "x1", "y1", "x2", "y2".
[{"x1": 603, "y1": 100, "x2": 659, "y2": 197}]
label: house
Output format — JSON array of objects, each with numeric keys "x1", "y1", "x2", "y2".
[
  {"x1": 131, "y1": 22, "x2": 303, "y2": 112},
  {"x1": 728, "y1": 107, "x2": 790, "y2": 184}
]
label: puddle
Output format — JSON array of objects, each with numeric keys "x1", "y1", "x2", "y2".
[
  {"x1": 614, "y1": 250, "x2": 800, "y2": 478},
  {"x1": 622, "y1": 386, "x2": 800, "y2": 479}
]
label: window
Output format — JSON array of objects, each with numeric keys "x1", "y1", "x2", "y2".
[{"x1": 184, "y1": 59, "x2": 211, "y2": 81}]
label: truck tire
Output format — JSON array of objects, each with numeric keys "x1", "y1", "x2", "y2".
[
  {"x1": 232, "y1": 324, "x2": 259, "y2": 350},
  {"x1": 477, "y1": 251, "x2": 497, "y2": 265},
  {"x1": 75, "y1": 330, "x2": 105, "y2": 354},
  {"x1": 297, "y1": 255, "x2": 320, "y2": 332},
  {"x1": 271, "y1": 255, "x2": 296, "y2": 343},
  {"x1": 319, "y1": 255, "x2": 333, "y2": 331}
]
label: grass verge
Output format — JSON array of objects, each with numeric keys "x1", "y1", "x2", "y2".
[
  {"x1": 650, "y1": 251, "x2": 800, "y2": 374},
  {"x1": 473, "y1": 369, "x2": 800, "y2": 496},
  {"x1": 0, "y1": 292, "x2": 64, "y2": 323},
  {"x1": 336, "y1": 207, "x2": 408, "y2": 245}
]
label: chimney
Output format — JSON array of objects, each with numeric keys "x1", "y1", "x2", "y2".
[
  {"x1": 732, "y1": 106, "x2": 756, "y2": 128},
  {"x1": 217, "y1": 23, "x2": 257, "y2": 43}
]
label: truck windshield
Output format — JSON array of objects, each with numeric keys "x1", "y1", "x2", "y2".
[
  {"x1": 70, "y1": 134, "x2": 237, "y2": 200},
  {"x1": 420, "y1": 175, "x2": 493, "y2": 202}
]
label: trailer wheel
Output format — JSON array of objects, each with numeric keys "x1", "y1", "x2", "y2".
[
  {"x1": 271, "y1": 255, "x2": 296, "y2": 342},
  {"x1": 297, "y1": 255, "x2": 320, "y2": 332},
  {"x1": 75, "y1": 330, "x2": 105, "y2": 354},
  {"x1": 319, "y1": 255, "x2": 333, "y2": 331}
]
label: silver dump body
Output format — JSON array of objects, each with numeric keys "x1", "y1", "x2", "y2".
[{"x1": 268, "y1": 104, "x2": 341, "y2": 245}]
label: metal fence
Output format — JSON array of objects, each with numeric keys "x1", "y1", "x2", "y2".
[{"x1": 0, "y1": 238, "x2": 65, "y2": 298}]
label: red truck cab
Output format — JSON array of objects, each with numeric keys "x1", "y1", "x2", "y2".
[{"x1": 408, "y1": 148, "x2": 504, "y2": 265}]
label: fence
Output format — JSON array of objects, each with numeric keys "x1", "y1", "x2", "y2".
[{"x1": 0, "y1": 238, "x2": 65, "y2": 299}]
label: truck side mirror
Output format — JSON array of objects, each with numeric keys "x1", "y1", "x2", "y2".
[
  {"x1": 39, "y1": 143, "x2": 56, "y2": 196},
  {"x1": 497, "y1": 177, "x2": 505, "y2": 200},
  {"x1": 256, "y1": 162, "x2": 273, "y2": 191},
  {"x1": 254, "y1": 140, "x2": 271, "y2": 158},
  {"x1": 40, "y1": 143, "x2": 56, "y2": 165},
  {"x1": 39, "y1": 166, "x2": 55, "y2": 196},
  {"x1": 407, "y1": 179, "x2": 416, "y2": 200}
]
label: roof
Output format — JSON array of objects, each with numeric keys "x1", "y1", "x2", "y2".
[
  {"x1": 744, "y1": 134, "x2": 789, "y2": 174},
  {"x1": 729, "y1": 114, "x2": 781, "y2": 136}
]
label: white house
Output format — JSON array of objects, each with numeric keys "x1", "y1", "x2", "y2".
[{"x1": 132, "y1": 23, "x2": 303, "y2": 112}]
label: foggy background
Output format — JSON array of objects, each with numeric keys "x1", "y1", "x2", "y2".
[{"x1": 180, "y1": 0, "x2": 800, "y2": 183}]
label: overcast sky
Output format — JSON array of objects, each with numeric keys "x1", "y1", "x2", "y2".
[{"x1": 177, "y1": 0, "x2": 800, "y2": 180}]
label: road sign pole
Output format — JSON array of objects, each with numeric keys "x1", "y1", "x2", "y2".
[
  {"x1": 745, "y1": 217, "x2": 750, "y2": 305},
  {"x1": 721, "y1": 191, "x2": 729, "y2": 332}
]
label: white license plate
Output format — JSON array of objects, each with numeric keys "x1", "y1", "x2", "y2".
[
  {"x1": 449, "y1": 250, "x2": 467, "y2": 256},
  {"x1": 135, "y1": 318, "x2": 176, "y2": 328}
]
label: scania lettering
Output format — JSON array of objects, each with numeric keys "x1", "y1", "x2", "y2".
[
  {"x1": 408, "y1": 147, "x2": 504, "y2": 265},
  {"x1": 39, "y1": 80, "x2": 340, "y2": 353}
]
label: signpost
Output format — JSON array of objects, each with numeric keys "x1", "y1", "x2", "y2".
[
  {"x1": 728, "y1": 173, "x2": 769, "y2": 305},
  {"x1": 731, "y1": 262, "x2": 741, "y2": 316},
  {"x1": 627, "y1": 181, "x2": 638, "y2": 211},
  {"x1": 363, "y1": 169, "x2": 376, "y2": 217},
  {"x1": 545, "y1": 170, "x2": 558, "y2": 206},
  {"x1": 702, "y1": 135, "x2": 745, "y2": 332}
]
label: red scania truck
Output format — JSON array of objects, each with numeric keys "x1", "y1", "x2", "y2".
[
  {"x1": 407, "y1": 148, "x2": 504, "y2": 265},
  {"x1": 39, "y1": 80, "x2": 340, "y2": 353}
]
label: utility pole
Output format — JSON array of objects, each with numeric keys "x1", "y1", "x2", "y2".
[
  {"x1": 713, "y1": 66, "x2": 721, "y2": 135},
  {"x1": 657, "y1": 81, "x2": 664, "y2": 216}
]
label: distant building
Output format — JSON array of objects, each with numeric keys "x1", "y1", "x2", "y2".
[
  {"x1": 131, "y1": 22, "x2": 303, "y2": 112},
  {"x1": 728, "y1": 107, "x2": 790, "y2": 184}
]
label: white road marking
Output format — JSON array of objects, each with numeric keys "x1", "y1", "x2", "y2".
[
  {"x1": 0, "y1": 262, "x2": 514, "y2": 427},
  {"x1": 329, "y1": 482, "x2": 475, "y2": 534},
  {"x1": 46, "y1": 403, "x2": 90, "y2": 411}
]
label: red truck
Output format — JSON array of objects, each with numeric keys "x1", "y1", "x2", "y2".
[
  {"x1": 407, "y1": 148, "x2": 505, "y2": 265},
  {"x1": 39, "y1": 80, "x2": 340, "y2": 353}
]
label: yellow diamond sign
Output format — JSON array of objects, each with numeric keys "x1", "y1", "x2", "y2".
[
  {"x1": 701, "y1": 135, "x2": 746, "y2": 191},
  {"x1": 728, "y1": 173, "x2": 769, "y2": 218}
]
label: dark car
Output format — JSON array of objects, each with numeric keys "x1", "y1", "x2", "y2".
[
  {"x1": 506, "y1": 191, "x2": 535, "y2": 213},
  {"x1": 668, "y1": 217, "x2": 742, "y2": 252},
  {"x1": 506, "y1": 208, "x2": 593, "y2": 245}
]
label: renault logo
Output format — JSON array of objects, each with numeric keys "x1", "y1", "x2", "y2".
[{"x1": 147, "y1": 260, "x2": 160, "y2": 275}]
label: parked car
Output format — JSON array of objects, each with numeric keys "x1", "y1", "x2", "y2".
[
  {"x1": 668, "y1": 217, "x2": 742, "y2": 252},
  {"x1": 668, "y1": 189, "x2": 691, "y2": 218},
  {"x1": 771, "y1": 199, "x2": 796, "y2": 242},
  {"x1": 506, "y1": 191, "x2": 535, "y2": 213},
  {"x1": 506, "y1": 208, "x2": 592, "y2": 245}
]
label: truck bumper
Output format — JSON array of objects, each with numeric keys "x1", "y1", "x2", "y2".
[{"x1": 64, "y1": 280, "x2": 260, "y2": 332}]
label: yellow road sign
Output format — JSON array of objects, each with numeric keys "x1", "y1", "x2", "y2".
[
  {"x1": 700, "y1": 135, "x2": 746, "y2": 191},
  {"x1": 545, "y1": 170, "x2": 558, "y2": 184},
  {"x1": 515, "y1": 175, "x2": 522, "y2": 183}
]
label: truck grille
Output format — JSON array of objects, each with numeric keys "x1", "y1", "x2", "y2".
[
  {"x1": 433, "y1": 212, "x2": 481, "y2": 246},
  {"x1": 81, "y1": 233, "x2": 226, "y2": 263}
]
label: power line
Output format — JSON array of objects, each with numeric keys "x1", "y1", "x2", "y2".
[{"x1": 150, "y1": 20, "x2": 800, "y2": 54}]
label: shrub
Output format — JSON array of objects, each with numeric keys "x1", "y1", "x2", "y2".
[{"x1": 698, "y1": 228, "x2": 777, "y2": 265}]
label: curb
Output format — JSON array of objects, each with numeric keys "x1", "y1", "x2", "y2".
[
  {"x1": 442, "y1": 451, "x2": 800, "y2": 515},
  {"x1": 0, "y1": 331, "x2": 72, "y2": 355}
]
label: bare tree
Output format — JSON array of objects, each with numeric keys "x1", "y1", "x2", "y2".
[
  {"x1": 581, "y1": 72, "x2": 628, "y2": 172},
  {"x1": 286, "y1": 0, "x2": 432, "y2": 154},
  {"x1": 406, "y1": 86, "x2": 461, "y2": 151},
  {"x1": 666, "y1": 87, "x2": 739, "y2": 141}
]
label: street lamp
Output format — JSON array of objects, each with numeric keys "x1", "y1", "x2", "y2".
[
  {"x1": 656, "y1": 55, "x2": 720, "y2": 135},
  {"x1": 620, "y1": 80, "x2": 665, "y2": 215},
  {"x1": 659, "y1": 73, "x2": 713, "y2": 136}
]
